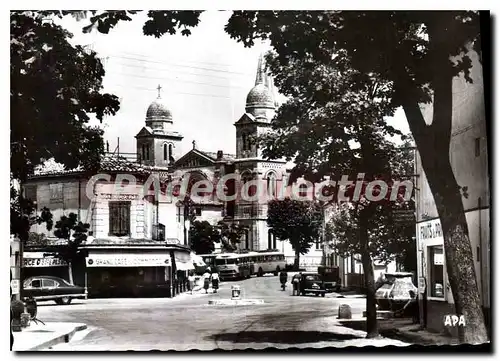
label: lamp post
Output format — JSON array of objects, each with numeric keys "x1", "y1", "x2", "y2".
[{"x1": 184, "y1": 219, "x2": 191, "y2": 247}]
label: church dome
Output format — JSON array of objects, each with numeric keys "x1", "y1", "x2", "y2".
[
  {"x1": 246, "y1": 84, "x2": 275, "y2": 109},
  {"x1": 146, "y1": 98, "x2": 172, "y2": 121}
]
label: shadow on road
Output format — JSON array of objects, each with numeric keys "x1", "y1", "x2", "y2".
[{"x1": 206, "y1": 330, "x2": 361, "y2": 344}]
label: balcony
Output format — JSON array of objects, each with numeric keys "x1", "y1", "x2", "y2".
[{"x1": 234, "y1": 205, "x2": 264, "y2": 219}]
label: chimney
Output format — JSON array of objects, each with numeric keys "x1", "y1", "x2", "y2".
[{"x1": 216, "y1": 150, "x2": 223, "y2": 160}]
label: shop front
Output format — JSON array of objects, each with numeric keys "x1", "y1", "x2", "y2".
[
  {"x1": 22, "y1": 252, "x2": 69, "y2": 281},
  {"x1": 85, "y1": 251, "x2": 172, "y2": 298}
]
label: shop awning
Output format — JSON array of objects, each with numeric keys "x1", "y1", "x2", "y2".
[
  {"x1": 174, "y1": 251, "x2": 195, "y2": 271},
  {"x1": 191, "y1": 252, "x2": 206, "y2": 267},
  {"x1": 86, "y1": 253, "x2": 171, "y2": 267}
]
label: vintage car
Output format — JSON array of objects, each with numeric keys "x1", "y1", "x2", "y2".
[
  {"x1": 318, "y1": 266, "x2": 342, "y2": 293},
  {"x1": 294, "y1": 272, "x2": 326, "y2": 297},
  {"x1": 375, "y1": 272, "x2": 418, "y2": 317},
  {"x1": 22, "y1": 276, "x2": 87, "y2": 305}
]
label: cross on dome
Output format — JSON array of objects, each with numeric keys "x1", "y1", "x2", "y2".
[{"x1": 156, "y1": 84, "x2": 162, "y2": 99}]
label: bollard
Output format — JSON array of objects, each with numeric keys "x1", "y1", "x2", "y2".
[
  {"x1": 231, "y1": 285, "x2": 241, "y2": 300},
  {"x1": 338, "y1": 304, "x2": 352, "y2": 319}
]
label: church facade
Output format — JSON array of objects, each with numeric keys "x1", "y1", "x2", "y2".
[{"x1": 135, "y1": 55, "x2": 324, "y2": 268}]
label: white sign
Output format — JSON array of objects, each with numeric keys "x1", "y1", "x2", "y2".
[
  {"x1": 166, "y1": 238, "x2": 180, "y2": 245},
  {"x1": 86, "y1": 254, "x2": 171, "y2": 267},
  {"x1": 23, "y1": 258, "x2": 67, "y2": 268},
  {"x1": 418, "y1": 219, "x2": 443, "y2": 241},
  {"x1": 99, "y1": 193, "x2": 139, "y2": 201},
  {"x1": 434, "y1": 253, "x2": 444, "y2": 265},
  {"x1": 11, "y1": 280, "x2": 20, "y2": 295}
]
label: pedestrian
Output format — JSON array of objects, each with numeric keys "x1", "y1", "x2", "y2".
[
  {"x1": 211, "y1": 270, "x2": 220, "y2": 293},
  {"x1": 188, "y1": 271, "x2": 196, "y2": 295},
  {"x1": 292, "y1": 273, "x2": 301, "y2": 296},
  {"x1": 203, "y1": 269, "x2": 212, "y2": 294}
]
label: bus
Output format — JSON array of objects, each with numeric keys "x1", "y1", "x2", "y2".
[
  {"x1": 247, "y1": 251, "x2": 286, "y2": 277},
  {"x1": 195, "y1": 254, "x2": 218, "y2": 275},
  {"x1": 214, "y1": 253, "x2": 253, "y2": 280}
]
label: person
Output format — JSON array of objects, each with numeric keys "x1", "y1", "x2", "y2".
[
  {"x1": 188, "y1": 271, "x2": 196, "y2": 295},
  {"x1": 211, "y1": 270, "x2": 220, "y2": 293},
  {"x1": 279, "y1": 270, "x2": 288, "y2": 290},
  {"x1": 292, "y1": 273, "x2": 301, "y2": 296},
  {"x1": 202, "y1": 269, "x2": 212, "y2": 294}
]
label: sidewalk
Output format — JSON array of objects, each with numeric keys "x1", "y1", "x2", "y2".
[
  {"x1": 12, "y1": 322, "x2": 87, "y2": 351},
  {"x1": 339, "y1": 317, "x2": 457, "y2": 346}
]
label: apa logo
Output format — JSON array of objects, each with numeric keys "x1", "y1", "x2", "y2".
[{"x1": 444, "y1": 315, "x2": 466, "y2": 327}]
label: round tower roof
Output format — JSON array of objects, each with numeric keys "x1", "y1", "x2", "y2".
[
  {"x1": 146, "y1": 98, "x2": 172, "y2": 121},
  {"x1": 245, "y1": 84, "x2": 275, "y2": 109}
]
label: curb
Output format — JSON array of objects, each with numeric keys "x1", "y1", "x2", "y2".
[
  {"x1": 24, "y1": 324, "x2": 88, "y2": 351},
  {"x1": 208, "y1": 299, "x2": 265, "y2": 306}
]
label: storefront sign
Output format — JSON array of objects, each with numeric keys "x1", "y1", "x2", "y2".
[
  {"x1": 23, "y1": 257, "x2": 67, "y2": 268},
  {"x1": 86, "y1": 254, "x2": 171, "y2": 267},
  {"x1": 418, "y1": 219, "x2": 443, "y2": 241},
  {"x1": 99, "y1": 193, "x2": 139, "y2": 201}
]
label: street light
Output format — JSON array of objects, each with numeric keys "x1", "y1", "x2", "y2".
[{"x1": 184, "y1": 219, "x2": 191, "y2": 247}]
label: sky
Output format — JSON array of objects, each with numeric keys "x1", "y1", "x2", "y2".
[{"x1": 57, "y1": 10, "x2": 410, "y2": 158}]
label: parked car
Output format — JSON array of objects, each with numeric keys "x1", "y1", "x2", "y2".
[
  {"x1": 375, "y1": 272, "x2": 418, "y2": 317},
  {"x1": 318, "y1": 266, "x2": 341, "y2": 293},
  {"x1": 295, "y1": 272, "x2": 326, "y2": 297},
  {"x1": 22, "y1": 276, "x2": 87, "y2": 305}
]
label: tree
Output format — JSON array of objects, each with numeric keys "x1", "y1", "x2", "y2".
[
  {"x1": 10, "y1": 186, "x2": 53, "y2": 241},
  {"x1": 189, "y1": 220, "x2": 220, "y2": 254},
  {"x1": 216, "y1": 221, "x2": 248, "y2": 253},
  {"x1": 49, "y1": 10, "x2": 488, "y2": 343},
  {"x1": 267, "y1": 198, "x2": 323, "y2": 270},
  {"x1": 10, "y1": 11, "x2": 120, "y2": 250},
  {"x1": 52, "y1": 213, "x2": 90, "y2": 285},
  {"x1": 223, "y1": 11, "x2": 487, "y2": 343}
]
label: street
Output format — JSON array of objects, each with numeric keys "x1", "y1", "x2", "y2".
[{"x1": 33, "y1": 274, "x2": 409, "y2": 350}]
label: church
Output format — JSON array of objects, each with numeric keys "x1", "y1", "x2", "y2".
[
  {"x1": 133, "y1": 54, "x2": 324, "y2": 268},
  {"x1": 25, "y1": 55, "x2": 326, "y2": 273}
]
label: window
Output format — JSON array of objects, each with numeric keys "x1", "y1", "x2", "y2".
[
  {"x1": 298, "y1": 184, "x2": 308, "y2": 197},
  {"x1": 163, "y1": 143, "x2": 168, "y2": 161},
  {"x1": 109, "y1": 201, "x2": 131, "y2": 237},
  {"x1": 315, "y1": 237, "x2": 322, "y2": 250},
  {"x1": 428, "y1": 245, "x2": 445, "y2": 298},
  {"x1": 268, "y1": 230, "x2": 273, "y2": 249},
  {"x1": 42, "y1": 279, "x2": 58, "y2": 288},
  {"x1": 49, "y1": 183, "x2": 63, "y2": 204},
  {"x1": 475, "y1": 137, "x2": 480, "y2": 157},
  {"x1": 24, "y1": 185, "x2": 37, "y2": 203},
  {"x1": 267, "y1": 172, "x2": 277, "y2": 198},
  {"x1": 169, "y1": 144, "x2": 173, "y2": 161},
  {"x1": 195, "y1": 208, "x2": 202, "y2": 216},
  {"x1": 244, "y1": 230, "x2": 249, "y2": 249}
]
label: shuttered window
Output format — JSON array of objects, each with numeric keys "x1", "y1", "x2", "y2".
[{"x1": 109, "y1": 201, "x2": 131, "y2": 236}]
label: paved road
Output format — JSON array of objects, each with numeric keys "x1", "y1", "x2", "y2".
[{"x1": 36, "y1": 274, "x2": 406, "y2": 350}]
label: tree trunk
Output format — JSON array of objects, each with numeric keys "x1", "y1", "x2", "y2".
[
  {"x1": 294, "y1": 247, "x2": 300, "y2": 270},
  {"x1": 400, "y1": 87, "x2": 488, "y2": 344},
  {"x1": 68, "y1": 262, "x2": 74, "y2": 285},
  {"x1": 360, "y1": 211, "x2": 379, "y2": 339},
  {"x1": 419, "y1": 146, "x2": 487, "y2": 344},
  {"x1": 395, "y1": 23, "x2": 489, "y2": 342}
]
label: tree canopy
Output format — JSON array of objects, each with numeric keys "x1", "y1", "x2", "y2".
[
  {"x1": 267, "y1": 198, "x2": 323, "y2": 269},
  {"x1": 189, "y1": 220, "x2": 220, "y2": 255}
]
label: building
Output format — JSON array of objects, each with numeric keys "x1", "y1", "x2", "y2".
[
  {"x1": 24, "y1": 54, "x2": 335, "y2": 288},
  {"x1": 415, "y1": 47, "x2": 490, "y2": 335}
]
